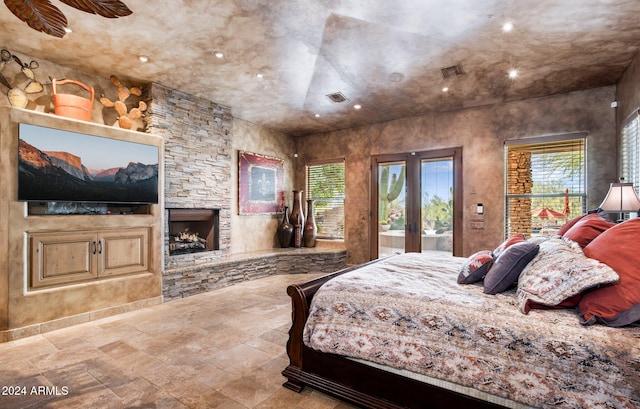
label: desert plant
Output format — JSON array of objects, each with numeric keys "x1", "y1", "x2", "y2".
[
  {"x1": 379, "y1": 165, "x2": 405, "y2": 223},
  {"x1": 0, "y1": 49, "x2": 43, "y2": 107},
  {"x1": 99, "y1": 75, "x2": 146, "y2": 129}
]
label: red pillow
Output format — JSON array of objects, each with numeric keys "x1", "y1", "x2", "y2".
[
  {"x1": 523, "y1": 294, "x2": 582, "y2": 314},
  {"x1": 492, "y1": 233, "x2": 525, "y2": 258},
  {"x1": 557, "y1": 213, "x2": 588, "y2": 236},
  {"x1": 562, "y1": 213, "x2": 614, "y2": 248},
  {"x1": 579, "y1": 218, "x2": 640, "y2": 326}
]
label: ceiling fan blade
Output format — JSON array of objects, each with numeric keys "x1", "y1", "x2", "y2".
[
  {"x1": 4, "y1": 0, "x2": 68, "y2": 37},
  {"x1": 59, "y1": 0, "x2": 132, "y2": 18}
]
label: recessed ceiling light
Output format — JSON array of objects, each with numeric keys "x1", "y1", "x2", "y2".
[
  {"x1": 138, "y1": 55, "x2": 149, "y2": 63},
  {"x1": 502, "y1": 22, "x2": 514, "y2": 32},
  {"x1": 256, "y1": 73, "x2": 264, "y2": 79},
  {"x1": 508, "y1": 69, "x2": 518, "y2": 79},
  {"x1": 442, "y1": 87, "x2": 449, "y2": 92},
  {"x1": 214, "y1": 51, "x2": 224, "y2": 59},
  {"x1": 64, "y1": 27, "x2": 73, "y2": 34},
  {"x1": 314, "y1": 113, "x2": 320, "y2": 118},
  {"x1": 354, "y1": 104, "x2": 362, "y2": 110}
]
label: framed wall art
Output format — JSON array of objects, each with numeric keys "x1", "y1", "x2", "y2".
[{"x1": 238, "y1": 151, "x2": 284, "y2": 215}]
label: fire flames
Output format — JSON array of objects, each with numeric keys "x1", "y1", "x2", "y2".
[{"x1": 169, "y1": 229, "x2": 207, "y2": 253}]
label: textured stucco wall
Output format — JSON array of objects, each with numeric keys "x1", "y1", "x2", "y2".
[
  {"x1": 230, "y1": 118, "x2": 296, "y2": 253},
  {"x1": 616, "y1": 52, "x2": 640, "y2": 167},
  {"x1": 296, "y1": 87, "x2": 617, "y2": 265}
]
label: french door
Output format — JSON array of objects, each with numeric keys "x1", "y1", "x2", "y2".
[{"x1": 371, "y1": 148, "x2": 462, "y2": 259}]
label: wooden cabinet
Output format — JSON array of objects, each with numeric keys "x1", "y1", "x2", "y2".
[
  {"x1": 29, "y1": 228, "x2": 149, "y2": 289},
  {"x1": 98, "y1": 229, "x2": 149, "y2": 277},
  {"x1": 1, "y1": 107, "x2": 163, "y2": 336}
]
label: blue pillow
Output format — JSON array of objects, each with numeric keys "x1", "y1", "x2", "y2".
[{"x1": 484, "y1": 241, "x2": 539, "y2": 295}]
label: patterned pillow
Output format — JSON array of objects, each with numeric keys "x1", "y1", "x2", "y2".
[
  {"x1": 527, "y1": 236, "x2": 551, "y2": 246},
  {"x1": 457, "y1": 250, "x2": 494, "y2": 284},
  {"x1": 484, "y1": 241, "x2": 539, "y2": 295},
  {"x1": 517, "y1": 238, "x2": 619, "y2": 314}
]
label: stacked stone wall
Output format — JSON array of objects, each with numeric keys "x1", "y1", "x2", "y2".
[
  {"x1": 507, "y1": 151, "x2": 532, "y2": 236},
  {"x1": 145, "y1": 83, "x2": 233, "y2": 269}
]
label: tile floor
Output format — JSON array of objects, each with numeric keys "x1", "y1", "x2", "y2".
[{"x1": 0, "y1": 274, "x2": 359, "y2": 409}]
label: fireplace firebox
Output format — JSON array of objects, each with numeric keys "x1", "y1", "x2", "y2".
[{"x1": 168, "y1": 208, "x2": 219, "y2": 255}]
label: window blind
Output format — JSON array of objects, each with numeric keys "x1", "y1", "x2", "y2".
[
  {"x1": 505, "y1": 136, "x2": 586, "y2": 237},
  {"x1": 621, "y1": 110, "x2": 640, "y2": 190},
  {"x1": 508, "y1": 138, "x2": 586, "y2": 196},
  {"x1": 306, "y1": 161, "x2": 345, "y2": 239}
]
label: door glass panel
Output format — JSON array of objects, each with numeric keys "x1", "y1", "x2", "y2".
[
  {"x1": 421, "y1": 158, "x2": 453, "y2": 255},
  {"x1": 377, "y1": 161, "x2": 406, "y2": 257}
]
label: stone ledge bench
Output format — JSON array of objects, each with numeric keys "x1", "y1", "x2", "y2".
[{"x1": 162, "y1": 245, "x2": 347, "y2": 302}]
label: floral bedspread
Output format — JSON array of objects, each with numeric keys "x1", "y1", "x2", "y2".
[{"x1": 303, "y1": 252, "x2": 640, "y2": 409}]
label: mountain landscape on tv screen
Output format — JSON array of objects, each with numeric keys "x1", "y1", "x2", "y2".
[{"x1": 18, "y1": 139, "x2": 158, "y2": 203}]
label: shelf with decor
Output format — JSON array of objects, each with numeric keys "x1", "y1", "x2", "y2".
[{"x1": 0, "y1": 106, "x2": 163, "y2": 342}]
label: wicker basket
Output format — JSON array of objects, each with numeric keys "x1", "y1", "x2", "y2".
[{"x1": 52, "y1": 79, "x2": 94, "y2": 121}]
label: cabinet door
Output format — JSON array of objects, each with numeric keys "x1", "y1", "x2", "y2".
[
  {"x1": 29, "y1": 231, "x2": 98, "y2": 288},
  {"x1": 98, "y1": 228, "x2": 149, "y2": 277}
]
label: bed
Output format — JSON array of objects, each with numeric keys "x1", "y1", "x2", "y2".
[{"x1": 282, "y1": 215, "x2": 640, "y2": 409}]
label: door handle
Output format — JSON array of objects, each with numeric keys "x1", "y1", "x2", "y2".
[
  {"x1": 97, "y1": 240, "x2": 103, "y2": 254},
  {"x1": 407, "y1": 222, "x2": 418, "y2": 234}
]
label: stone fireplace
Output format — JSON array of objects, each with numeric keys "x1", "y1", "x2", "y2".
[
  {"x1": 145, "y1": 83, "x2": 346, "y2": 301},
  {"x1": 168, "y1": 208, "x2": 219, "y2": 256},
  {"x1": 146, "y1": 83, "x2": 232, "y2": 271}
]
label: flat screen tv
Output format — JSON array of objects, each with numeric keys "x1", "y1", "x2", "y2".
[{"x1": 18, "y1": 123, "x2": 159, "y2": 204}]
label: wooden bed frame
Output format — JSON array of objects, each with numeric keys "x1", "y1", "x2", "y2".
[{"x1": 281, "y1": 260, "x2": 506, "y2": 409}]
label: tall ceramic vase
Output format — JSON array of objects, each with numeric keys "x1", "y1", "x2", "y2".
[
  {"x1": 277, "y1": 206, "x2": 294, "y2": 248},
  {"x1": 290, "y1": 190, "x2": 305, "y2": 248},
  {"x1": 304, "y1": 199, "x2": 317, "y2": 247}
]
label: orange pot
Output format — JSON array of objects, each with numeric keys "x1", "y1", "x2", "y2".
[{"x1": 52, "y1": 79, "x2": 94, "y2": 121}]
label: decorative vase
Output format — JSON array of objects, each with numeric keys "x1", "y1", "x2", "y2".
[
  {"x1": 290, "y1": 190, "x2": 305, "y2": 247},
  {"x1": 304, "y1": 199, "x2": 317, "y2": 247},
  {"x1": 277, "y1": 206, "x2": 294, "y2": 248}
]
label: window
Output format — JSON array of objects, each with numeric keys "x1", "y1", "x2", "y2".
[
  {"x1": 306, "y1": 160, "x2": 345, "y2": 239},
  {"x1": 505, "y1": 135, "x2": 586, "y2": 237},
  {"x1": 621, "y1": 110, "x2": 640, "y2": 189}
]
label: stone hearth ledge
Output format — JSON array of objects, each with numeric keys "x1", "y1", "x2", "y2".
[{"x1": 162, "y1": 245, "x2": 347, "y2": 302}]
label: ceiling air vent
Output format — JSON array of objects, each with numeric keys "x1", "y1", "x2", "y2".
[
  {"x1": 326, "y1": 92, "x2": 348, "y2": 103},
  {"x1": 440, "y1": 65, "x2": 464, "y2": 79}
]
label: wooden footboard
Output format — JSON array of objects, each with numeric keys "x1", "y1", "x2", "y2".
[
  {"x1": 282, "y1": 259, "x2": 506, "y2": 409},
  {"x1": 283, "y1": 262, "x2": 372, "y2": 386}
]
